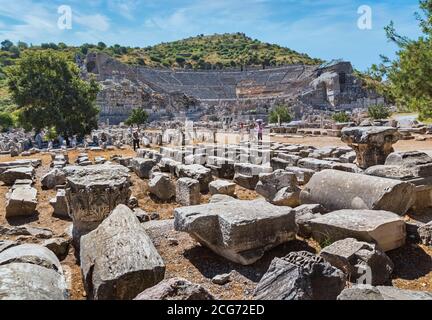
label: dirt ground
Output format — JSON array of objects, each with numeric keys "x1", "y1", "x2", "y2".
[{"x1": 0, "y1": 136, "x2": 431, "y2": 300}]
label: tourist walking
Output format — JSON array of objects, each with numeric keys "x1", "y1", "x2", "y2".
[
  {"x1": 256, "y1": 120, "x2": 264, "y2": 144},
  {"x1": 132, "y1": 129, "x2": 140, "y2": 151}
]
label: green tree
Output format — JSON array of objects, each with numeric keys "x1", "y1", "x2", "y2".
[
  {"x1": 17, "y1": 41, "x2": 28, "y2": 50},
  {"x1": 58, "y1": 42, "x2": 67, "y2": 50},
  {"x1": 332, "y1": 111, "x2": 350, "y2": 123},
  {"x1": 0, "y1": 112, "x2": 14, "y2": 132},
  {"x1": 6, "y1": 50, "x2": 100, "y2": 140},
  {"x1": 368, "y1": 104, "x2": 391, "y2": 120},
  {"x1": 1, "y1": 40, "x2": 13, "y2": 51},
  {"x1": 9, "y1": 46, "x2": 20, "y2": 58},
  {"x1": 125, "y1": 108, "x2": 149, "y2": 127},
  {"x1": 372, "y1": 0, "x2": 432, "y2": 120},
  {"x1": 269, "y1": 105, "x2": 292, "y2": 124}
]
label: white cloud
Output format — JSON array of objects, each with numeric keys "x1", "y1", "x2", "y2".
[
  {"x1": 74, "y1": 13, "x2": 110, "y2": 32},
  {"x1": 108, "y1": 0, "x2": 140, "y2": 20}
]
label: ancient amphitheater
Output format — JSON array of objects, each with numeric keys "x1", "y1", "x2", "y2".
[{"x1": 84, "y1": 53, "x2": 383, "y2": 124}]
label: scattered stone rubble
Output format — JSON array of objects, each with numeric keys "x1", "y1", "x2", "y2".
[
  {"x1": 1, "y1": 124, "x2": 432, "y2": 301},
  {"x1": 254, "y1": 251, "x2": 346, "y2": 300}
]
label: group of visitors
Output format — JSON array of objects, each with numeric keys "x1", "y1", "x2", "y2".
[{"x1": 34, "y1": 130, "x2": 78, "y2": 149}]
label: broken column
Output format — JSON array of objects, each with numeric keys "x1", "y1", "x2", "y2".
[
  {"x1": 309, "y1": 209, "x2": 406, "y2": 251},
  {"x1": 300, "y1": 169, "x2": 416, "y2": 215},
  {"x1": 63, "y1": 164, "x2": 131, "y2": 247},
  {"x1": 174, "y1": 199, "x2": 297, "y2": 265},
  {"x1": 365, "y1": 151, "x2": 432, "y2": 214},
  {"x1": 341, "y1": 126, "x2": 401, "y2": 169}
]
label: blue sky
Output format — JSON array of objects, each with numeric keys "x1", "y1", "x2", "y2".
[{"x1": 0, "y1": 0, "x2": 422, "y2": 70}]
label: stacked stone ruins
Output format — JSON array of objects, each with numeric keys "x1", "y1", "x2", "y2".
[{"x1": 82, "y1": 53, "x2": 384, "y2": 124}]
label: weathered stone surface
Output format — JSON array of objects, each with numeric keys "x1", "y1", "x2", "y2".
[
  {"x1": 340, "y1": 151, "x2": 357, "y2": 163},
  {"x1": 233, "y1": 163, "x2": 272, "y2": 190},
  {"x1": 300, "y1": 169, "x2": 416, "y2": 215},
  {"x1": 254, "y1": 251, "x2": 346, "y2": 300},
  {"x1": 365, "y1": 165, "x2": 418, "y2": 180},
  {"x1": 0, "y1": 167, "x2": 34, "y2": 186},
  {"x1": 310, "y1": 210, "x2": 406, "y2": 251},
  {"x1": 0, "y1": 240, "x2": 18, "y2": 253},
  {"x1": 341, "y1": 126, "x2": 401, "y2": 169},
  {"x1": 133, "y1": 208, "x2": 148, "y2": 222},
  {"x1": 184, "y1": 153, "x2": 207, "y2": 165},
  {"x1": 212, "y1": 273, "x2": 231, "y2": 285},
  {"x1": 285, "y1": 166, "x2": 315, "y2": 185},
  {"x1": 130, "y1": 158, "x2": 156, "y2": 179},
  {"x1": 337, "y1": 285, "x2": 432, "y2": 300},
  {"x1": 206, "y1": 156, "x2": 235, "y2": 179},
  {"x1": 176, "y1": 178, "x2": 201, "y2": 206},
  {"x1": 178, "y1": 164, "x2": 213, "y2": 192},
  {"x1": 298, "y1": 158, "x2": 334, "y2": 171},
  {"x1": 277, "y1": 153, "x2": 301, "y2": 166},
  {"x1": 270, "y1": 157, "x2": 290, "y2": 171},
  {"x1": 0, "y1": 225, "x2": 53, "y2": 239},
  {"x1": 50, "y1": 189, "x2": 70, "y2": 218},
  {"x1": 0, "y1": 263, "x2": 68, "y2": 300},
  {"x1": 41, "y1": 168, "x2": 66, "y2": 190},
  {"x1": 418, "y1": 222, "x2": 432, "y2": 246},
  {"x1": 43, "y1": 238, "x2": 71, "y2": 261},
  {"x1": 174, "y1": 199, "x2": 297, "y2": 265},
  {"x1": 209, "y1": 194, "x2": 237, "y2": 203},
  {"x1": 0, "y1": 159, "x2": 40, "y2": 174},
  {"x1": 320, "y1": 238, "x2": 394, "y2": 285},
  {"x1": 80, "y1": 205, "x2": 165, "y2": 300},
  {"x1": 64, "y1": 164, "x2": 131, "y2": 246},
  {"x1": 385, "y1": 151, "x2": 432, "y2": 167},
  {"x1": 0, "y1": 244, "x2": 62, "y2": 273},
  {"x1": 255, "y1": 170, "x2": 300, "y2": 206},
  {"x1": 5, "y1": 186, "x2": 38, "y2": 218},
  {"x1": 233, "y1": 173, "x2": 259, "y2": 190},
  {"x1": 294, "y1": 204, "x2": 327, "y2": 238},
  {"x1": 148, "y1": 174, "x2": 175, "y2": 201},
  {"x1": 134, "y1": 277, "x2": 214, "y2": 300},
  {"x1": 209, "y1": 180, "x2": 236, "y2": 196}
]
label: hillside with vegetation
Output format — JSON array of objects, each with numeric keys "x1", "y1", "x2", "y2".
[
  {"x1": 0, "y1": 33, "x2": 324, "y2": 113},
  {"x1": 120, "y1": 33, "x2": 323, "y2": 69},
  {"x1": 0, "y1": 33, "x2": 388, "y2": 117}
]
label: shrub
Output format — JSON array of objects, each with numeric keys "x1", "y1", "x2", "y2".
[
  {"x1": 269, "y1": 105, "x2": 292, "y2": 124},
  {"x1": 368, "y1": 104, "x2": 391, "y2": 120},
  {"x1": 332, "y1": 111, "x2": 350, "y2": 123}
]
